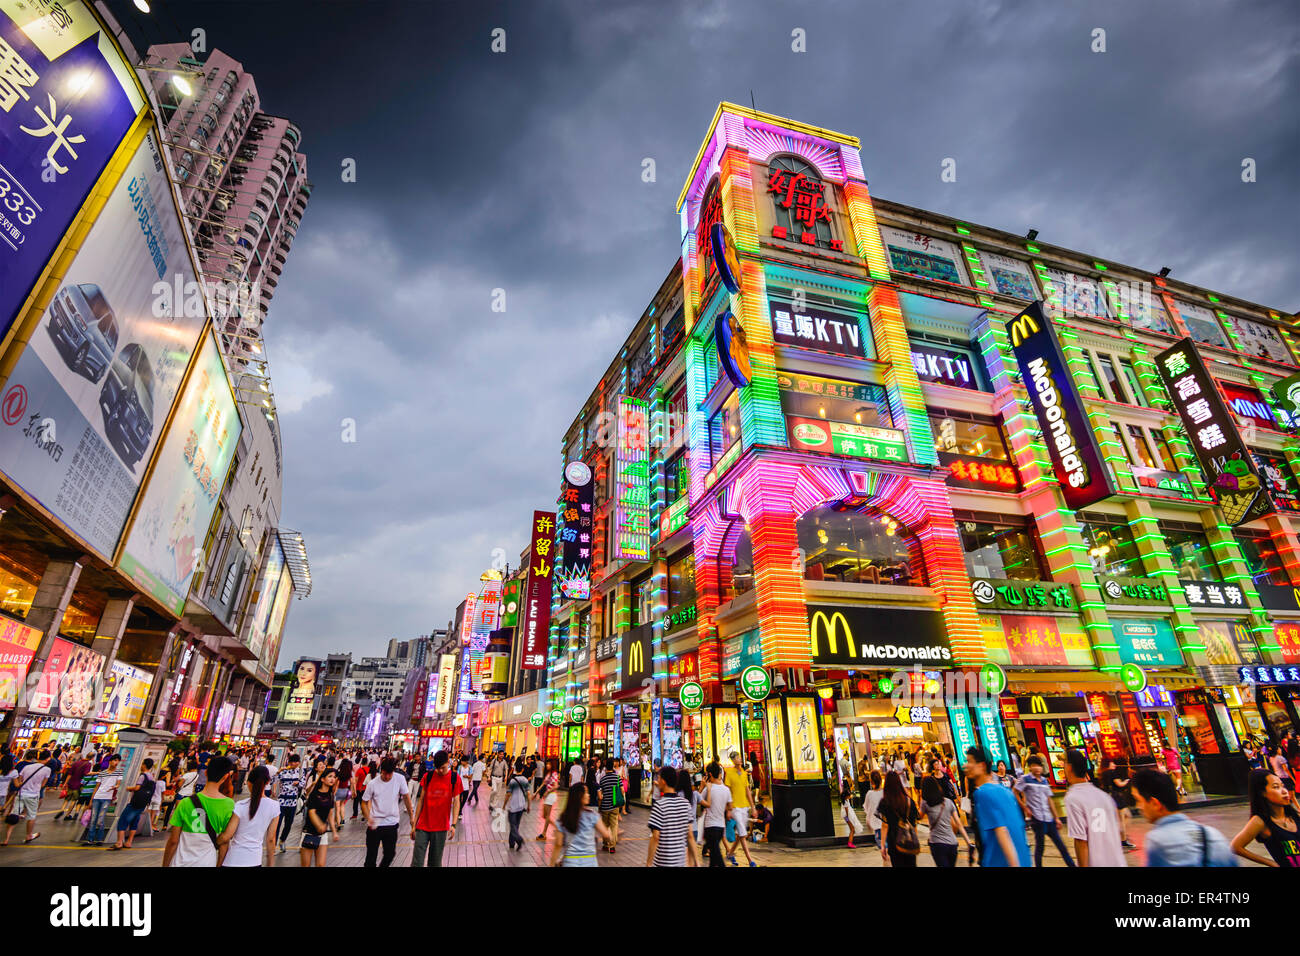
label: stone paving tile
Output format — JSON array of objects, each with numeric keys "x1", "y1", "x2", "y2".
[{"x1": 0, "y1": 788, "x2": 1262, "y2": 868}]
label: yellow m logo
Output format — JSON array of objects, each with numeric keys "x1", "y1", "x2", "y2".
[
  {"x1": 809, "y1": 610, "x2": 853, "y2": 659},
  {"x1": 1007, "y1": 313, "x2": 1040, "y2": 348},
  {"x1": 629, "y1": 639, "x2": 644, "y2": 673},
  {"x1": 1029, "y1": 695, "x2": 1048, "y2": 714}
]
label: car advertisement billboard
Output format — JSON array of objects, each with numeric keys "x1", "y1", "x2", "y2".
[
  {"x1": 97, "y1": 659, "x2": 152, "y2": 725},
  {"x1": 117, "y1": 333, "x2": 239, "y2": 615},
  {"x1": 0, "y1": 0, "x2": 144, "y2": 340},
  {"x1": 0, "y1": 131, "x2": 207, "y2": 559}
]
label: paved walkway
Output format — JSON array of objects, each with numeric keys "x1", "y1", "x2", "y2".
[{"x1": 0, "y1": 786, "x2": 1263, "y2": 867}]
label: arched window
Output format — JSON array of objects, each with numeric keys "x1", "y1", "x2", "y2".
[
  {"x1": 796, "y1": 504, "x2": 925, "y2": 587},
  {"x1": 766, "y1": 155, "x2": 835, "y2": 248},
  {"x1": 696, "y1": 177, "x2": 722, "y2": 296}
]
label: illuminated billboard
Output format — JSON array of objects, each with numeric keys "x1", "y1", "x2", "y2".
[
  {"x1": 283, "y1": 658, "x2": 320, "y2": 722},
  {"x1": 614, "y1": 396, "x2": 650, "y2": 561}
]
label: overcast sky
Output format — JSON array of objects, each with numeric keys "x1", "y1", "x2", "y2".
[{"x1": 122, "y1": 0, "x2": 1298, "y2": 663}]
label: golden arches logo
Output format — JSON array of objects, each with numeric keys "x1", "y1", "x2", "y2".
[
  {"x1": 628, "y1": 639, "x2": 644, "y2": 673},
  {"x1": 1007, "y1": 313, "x2": 1040, "y2": 348},
  {"x1": 1029, "y1": 694, "x2": 1048, "y2": 714},
  {"x1": 810, "y1": 610, "x2": 853, "y2": 659}
]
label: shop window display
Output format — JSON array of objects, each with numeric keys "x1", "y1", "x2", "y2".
[{"x1": 796, "y1": 505, "x2": 925, "y2": 586}]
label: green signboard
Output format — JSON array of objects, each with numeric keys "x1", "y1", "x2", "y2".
[
  {"x1": 739, "y1": 665, "x2": 771, "y2": 701},
  {"x1": 1099, "y1": 576, "x2": 1172, "y2": 606},
  {"x1": 980, "y1": 661, "x2": 1007, "y2": 696},
  {"x1": 970, "y1": 578, "x2": 1075, "y2": 613},
  {"x1": 664, "y1": 602, "x2": 698, "y2": 636},
  {"x1": 529, "y1": 712, "x2": 544, "y2": 728},
  {"x1": 548, "y1": 708, "x2": 564, "y2": 726},
  {"x1": 722, "y1": 629, "x2": 763, "y2": 680},
  {"x1": 679, "y1": 681, "x2": 704, "y2": 711},
  {"x1": 1111, "y1": 618, "x2": 1183, "y2": 667},
  {"x1": 1120, "y1": 662, "x2": 1148, "y2": 693},
  {"x1": 569, "y1": 704, "x2": 588, "y2": 724}
]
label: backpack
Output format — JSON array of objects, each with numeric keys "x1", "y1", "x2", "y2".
[
  {"x1": 129, "y1": 774, "x2": 156, "y2": 810},
  {"x1": 892, "y1": 800, "x2": 921, "y2": 855}
]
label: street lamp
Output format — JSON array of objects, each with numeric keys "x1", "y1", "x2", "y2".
[{"x1": 170, "y1": 74, "x2": 192, "y2": 97}]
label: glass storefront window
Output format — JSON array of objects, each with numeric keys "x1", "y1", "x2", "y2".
[
  {"x1": 958, "y1": 521, "x2": 1046, "y2": 580},
  {"x1": 1122, "y1": 424, "x2": 1158, "y2": 470},
  {"x1": 796, "y1": 506, "x2": 925, "y2": 586},
  {"x1": 1234, "y1": 532, "x2": 1289, "y2": 586},
  {"x1": 1079, "y1": 519, "x2": 1145, "y2": 577},
  {"x1": 1161, "y1": 524, "x2": 1221, "y2": 581},
  {"x1": 930, "y1": 413, "x2": 1010, "y2": 461},
  {"x1": 668, "y1": 550, "x2": 696, "y2": 606},
  {"x1": 777, "y1": 378, "x2": 891, "y2": 429}
]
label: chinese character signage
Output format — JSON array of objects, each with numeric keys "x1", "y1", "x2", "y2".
[
  {"x1": 1110, "y1": 618, "x2": 1183, "y2": 668},
  {"x1": 978, "y1": 614, "x2": 1094, "y2": 668},
  {"x1": 469, "y1": 577, "x2": 502, "y2": 693},
  {"x1": 786, "y1": 696, "x2": 823, "y2": 781},
  {"x1": 766, "y1": 160, "x2": 840, "y2": 250},
  {"x1": 118, "y1": 333, "x2": 240, "y2": 615},
  {"x1": 881, "y1": 227, "x2": 968, "y2": 286},
  {"x1": 1274, "y1": 623, "x2": 1300, "y2": 665},
  {"x1": 947, "y1": 703, "x2": 978, "y2": 762},
  {"x1": 969, "y1": 578, "x2": 1075, "y2": 614},
  {"x1": 786, "y1": 417, "x2": 907, "y2": 463},
  {"x1": 1178, "y1": 579, "x2": 1246, "y2": 610},
  {"x1": 614, "y1": 396, "x2": 650, "y2": 561},
  {"x1": 435, "y1": 653, "x2": 456, "y2": 713},
  {"x1": 941, "y1": 453, "x2": 1020, "y2": 491},
  {"x1": 0, "y1": 133, "x2": 209, "y2": 559},
  {"x1": 518, "y1": 511, "x2": 555, "y2": 669},
  {"x1": 557, "y1": 460, "x2": 593, "y2": 599},
  {"x1": 0, "y1": 615, "x2": 42, "y2": 710},
  {"x1": 664, "y1": 601, "x2": 697, "y2": 636},
  {"x1": 0, "y1": 0, "x2": 143, "y2": 339},
  {"x1": 766, "y1": 704, "x2": 789, "y2": 780},
  {"x1": 1005, "y1": 301, "x2": 1114, "y2": 510},
  {"x1": 971, "y1": 696, "x2": 1009, "y2": 768},
  {"x1": 1239, "y1": 664, "x2": 1300, "y2": 685},
  {"x1": 1099, "y1": 576, "x2": 1172, "y2": 606},
  {"x1": 910, "y1": 343, "x2": 982, "y2": 390},
  {"x1": 499, "y1": 577, "x2": 521, "y2": 627},
  {"x1": 721, "y1": 628, "x2": 763, "y2": 679},
  {"x1": 1155, "y1": 338, "x2": 1270, "y2": 525},
  {"x1": 770, "y1": 301, "x2": 865, "y2": 358}
]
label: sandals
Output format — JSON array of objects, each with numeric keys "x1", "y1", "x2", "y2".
[{"x1": 24, "y1": 833, "x2": 39, "y2": 843}]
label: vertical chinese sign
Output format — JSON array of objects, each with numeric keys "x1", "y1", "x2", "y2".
[
  {"x1": 469, "y1": 577, "x2": 502, "y2": 692},
  {"x1": 1154, "y1": 338, "x2": 1271, "y2": 525},
  {"x1": 455, "y1": 592, "x2": 477, "y2": 710},
  {"x1": 557, "y1": 461, "x2": 594, "y2": 599},
  {"x1": 786, "y1": 697, "x2": 823, "y2": 781},
  {"x1": 614, "y1": 396, "x2": 650, "y2": 561},
  {"x1": 518, "y1": 510, "x2": 555, "y2": 669}
]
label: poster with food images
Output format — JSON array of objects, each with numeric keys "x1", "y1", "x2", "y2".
[{"x1": 30, "y1": 637, "x2": 105, "y2": 717}]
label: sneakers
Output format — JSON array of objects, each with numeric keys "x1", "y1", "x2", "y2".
[
  {"x1": 1122, "y1": 840, "x2": 1137, "y2": 849},
  {"x1": 846, "y1": 841, "x2": 856, "y2": 849},
  {"x1": 727, "y1": 855, "x2": 738, "y2": 866}
]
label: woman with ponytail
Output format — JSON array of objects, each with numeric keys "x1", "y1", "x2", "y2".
[{"x1": 222, "y1": 765, "x2": 280, "y2": 867}]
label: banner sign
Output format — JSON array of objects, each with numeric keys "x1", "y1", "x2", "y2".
[
  {"x1": 519, "y1": 511, "x2": 555, "y2": 669},
  {"x1": 978, "y1": 614, "x2": 1094, "y2": 668},
  {"x1": 0, "y1": 615, "x2": 42, "y2": 711},
  {"x1": 469, "y1": 577, "x2": 502, "y2": 693},
  {"x1": 910, "y1": 342, "x2": 982, "y2": 390},
  {"x1": 0, "y1": 0, "x2": 143, "y2": 338},
  {"x1": 499, "y1": 577, "x2": 521, "y2": 627},
  {"x1": 0, "y1": 132, "x2": 208, "y2": 559},
  {"x1": 1178, "y1": 579, "x2": 1247, "y2": 609},
  {"x1": 435, "y1": 653, "x2": 456, "y2": 713},
  {"x1": 118, "y1": 333, "x2": 240, "y2": 615},
  {"x1": 786, "y1": 417, "x2": 907, "y2": 463},
  {"x1": 806, "y1": 604, "x2": 951, "y2": 668},
  {"x1": 283, "y1": 658, "x2": 320, "y2": 722},
  {"x1": 770, "y1": 301, "x2": 866, "y2": 358},
  {"x1": 969, "y1": 577, "x2": 1075, "y2": 613},
  {"x1": 1005, "y1": 301, "x2": 1114, "y2": 510},
  {"x1": 1219, "y1": 380, "x2": 1278, "y2": 429},
  {"x1": 614, "y1": 397, "x2": 650, "y2": 561},
  {"x1": 1155, "y1": 338, "x2": 1270, "y2": 525},
  {"x1": 557, "y1": 460, "x2": 594, "y2": 599}
]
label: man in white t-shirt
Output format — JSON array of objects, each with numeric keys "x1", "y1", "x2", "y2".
[
  {"x1": 361, "y1": 756, "x2": 414, "y2": 867},
  {"x1": 6, "y1": 749, "x2": 52, "y2": 844},
  {"x1": 469, "y1": 757, "x2": 486, "y2": 806},
  {"x1": 1062, "y1": 749, "x2": 1127, "y2": 867},
  {"x1": 699, "y1": 762, "x2": 733, "y2": 867},
  {"x1": 568, "y1": 760, "x2": 585, "y2": 787}
]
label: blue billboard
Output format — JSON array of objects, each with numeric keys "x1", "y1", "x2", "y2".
[{"x1": 1, "y1": 0, "x2": 142, "y2": 340}]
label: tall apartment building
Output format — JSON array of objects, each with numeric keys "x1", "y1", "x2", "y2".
[{"x1": 143, "y1": 44, "x2": 311, "y2": 346}]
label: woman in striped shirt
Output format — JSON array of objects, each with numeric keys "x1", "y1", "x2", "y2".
[{"x1": 646, "y1": 767, "x2": 699, "y2": 867}]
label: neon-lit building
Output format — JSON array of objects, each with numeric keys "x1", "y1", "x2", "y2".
[{"x1": 478, "y1": 103, "x2": 1300, "y2": 814}]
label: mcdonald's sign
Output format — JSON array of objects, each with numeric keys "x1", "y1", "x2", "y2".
[
  {"x1": 806, "y1": 604, "x2": 950, "y2": 667},
  {"x1": 1005, "y1": 301, "x2": 1114, "y2": 511},
  {"x1": 620, "y1": 623, "x2": 653, "y2": 691}
]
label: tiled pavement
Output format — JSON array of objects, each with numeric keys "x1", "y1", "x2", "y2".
[{"x1": 0, "y1": 787, "x2": 1262, "y2": 868}]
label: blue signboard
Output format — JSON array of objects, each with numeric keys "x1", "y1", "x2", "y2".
[
  {"x1": 971, "y1": 695, "x2": 1010, "y2": 768},
  {"x1": 948, "y1": 702, "x2": 978, "y2": 761},
  {"x1": 1, "y1": 2, "x2": 141, "y2": 339},
  {"x1": 1111, "y1": 617, "x2": 1183, "y2": 668},
  {"x1": 722, "y1": 628, "x2": 763, "y2": 680}
]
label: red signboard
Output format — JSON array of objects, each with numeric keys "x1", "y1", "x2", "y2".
[
  {"x1": 1001, "y1": 616, "x2": 1071, "y2": 666},
  {"x1": 1084, "y1": 691, "x2": 1127, "y2": 760},
  {"x1": 1118, "y1": 694, "x2": 1151, "y2": 758},
  {"x1": 999, "y1": 697, "x2": 1020, "y2": 720},
  {"x1": 667, "y1": 652, "x2": 699, "y2": 689},
  {"x1": 1274, "y1": 622, "x2": 1300, "y2": 665},
  {"x1": 0, "y1": 616, "x2": 42, "y2": 711},
  {"x1": 519, "y1": 510, "x2": 556, "y2": 669}
]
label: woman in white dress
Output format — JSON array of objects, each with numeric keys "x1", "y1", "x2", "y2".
[{"x1": 221, "y1": 766, "x2": 279, "y2": 867}]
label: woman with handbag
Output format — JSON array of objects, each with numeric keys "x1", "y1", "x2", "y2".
[
  {"x1": 876, "y1": 770, "x2": 921, "y2": 868},
  {"x1": 299, "y1": 767, "x2": 339, "y2": 868}
]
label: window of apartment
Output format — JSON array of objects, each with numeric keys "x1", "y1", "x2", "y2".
[
  {"x1": 1161, "y1": 522, "x2": 1222, "y2": 581},
  {"x1": 930, "y1": 411, "x2": 1010, "y2": 461},
  {"x1": 957, "y1": 518, "x2": 1047, "y2": 581},
  {"x1": 668, "y1": 550, "x2": 696, "y2": 607},
  {"x1": 665, "y1": 450, "x2": 689, "y2": 505},
  {"x1": 725, "y1": 527, "x2": 755, "y2": 601},
  {"x1": 1094, "y1": 354, "x2": 1129, "y2": 404},
  {"x1": 708, "y1": 389, "x2": 742, "y2": 467},
  {"x1": 1079, "y1": 517, "x2": 1145, "y2": 577},
  {"x1": 630, "y1": 574, "x2": 655, "y2": 626},
  {"x1": 1117, "y1": 423, "x2": 1157, "y2": 470},
  {"x1": 1235, "y1": 531, "x2": 1289, "y2": 587},
  {"x1": 1152, "y1": 430, "x2": 1179, "y2": 472},
  {"x1": 1118, "y1": 359, "x2": 1146, "y2": 407}
]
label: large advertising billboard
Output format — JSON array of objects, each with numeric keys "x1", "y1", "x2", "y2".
[
  {"x1": 0, "y1": 0, "x2": 144, "y2": 339},
  {"x1": 435, "y1": 652, "x2": 456, "y2": 713},
  {"x1": 283, "y1": 658, "x2": 320, "y2": 722},
  {"x1": 1006, "y1": 301, "x2": 1114, "y2": 511},
  {"x1": 97, "y1": 659, "x2": 152, "y2": 725},
  {"x1": 0, "y1": 615, "x2": 42, "y2": 710},
  {"x1": 0, "y1": 131, "x2": 208, "y2": 559},
  {"x1": 245, "y1": 539, "x2": 286, "y2": 659},
  {"x1": 518, "y1": 511, "x2": 554, "y2": 670},
  {"x1": 118, "y1": 332, "x2": 240, "y2": 615},
  {"x1": 29, "y1": 636, "x2": 102, "y2": 717}
]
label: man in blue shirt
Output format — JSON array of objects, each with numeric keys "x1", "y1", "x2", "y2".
[
  {"x1": 1132, "y1": 769, "x2": 1235, "y2": 867},
  {"x1": 965, "y1": 746, "x2": 1031, "y2": 867},
  {"x1": 1014, "y1": 756, "x2": 1075, "y2": 867}
]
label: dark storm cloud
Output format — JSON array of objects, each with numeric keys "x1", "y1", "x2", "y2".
[{"x1": 116, "y1": 0, "x2": 1297, "y2": 661}]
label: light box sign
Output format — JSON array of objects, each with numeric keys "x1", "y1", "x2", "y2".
[
  {"x1": 1219, "y1": 380, "x2": 1278, "y2": 429},
  {"x1": 118, "y1": 332, "x2": 240, "y2": 616},
  {"x1": 770, "y1": 301, "x2": 866, "y2": 358},
  {"x1": 1229, "y1": 317, "x2": 1292, "y2": 364},
  {"x1": 469, "y1": 578, "x2": 502, "y2": 693},
  {"x1": 614, "y1": 396, "x2": 650, "y2": 561},
  {"x1": 978, "y1": 614, "x2": 1094, "y2": 668},
  {"x1": 435, "y1": 653, "x2": 456, "y2": 713},
  {"x1": 941, "y1": 453, "x2": 1019, "y2": 491},
  {"x1": 1110, "y1": 618, "x2": 1183, "y2": 668},
  {"x1": 518, "y1": 511, "x2": 555, "y2": 669},
  {"x1": 0, "y1": 0, "x2": 143, "y2": 339},
  {"x1": 807, "y1": 604, "x2": 951, "y2": 667},
  {"x1": 1256, "y1": 453, "x2": 1300, "y2": 512},
  {"x1": 1005, "y1": 301, "x2": 1114, "y2": 510},
  {"x1": 0, "y1": 132, "x2": 209, "y2": 559},
  {"x1": 557, "y1": 460, "x2": 594, "y2": 599},
  {"x1": 880, "y1": 227, "x2": 968, "y2": 286},
  {"x1": 30, "y1": 637, "x2": 103, "y2": 717},
  {"x1": 910, "y1": 343, "x2": 982, "y2": 390},
  {"x1": 98, "y1": 659, "x2": 152, "y2": 725},
  {"x1": 1155, "y1": 338, "x2": 1270, "y2": 525},
  {"x1": 787, "y1": 417, "x2": 907, "y2": 463},
  {"x1": 283, "y1": 658, "x2": 320, "y2": 722},
  {"x1": 0, "y1": 615, "x2": 42, "y2": 711}
]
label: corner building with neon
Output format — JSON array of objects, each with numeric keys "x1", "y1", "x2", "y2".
[{"x1": 470, "y1": 103, "x2": 1300, "y2": 834}]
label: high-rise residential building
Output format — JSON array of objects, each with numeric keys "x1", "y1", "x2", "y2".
[{"x1": 142, "y1": 44, "x2": 311, "y2": 350}]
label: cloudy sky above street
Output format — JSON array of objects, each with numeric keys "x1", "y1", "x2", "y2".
[{"x1": 122, "y1": 0, "x2": 1298, "y2": 663}]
